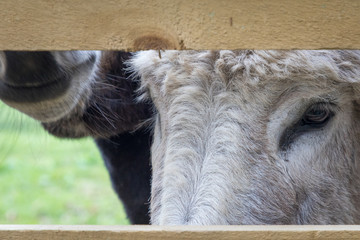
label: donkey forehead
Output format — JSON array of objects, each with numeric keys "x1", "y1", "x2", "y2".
[{"x1": 132, "y1": 50, "x2": 360, "y2": 109}]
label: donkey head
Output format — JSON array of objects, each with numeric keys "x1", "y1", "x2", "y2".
[
  {"x1": 0, "y1": 51, "x2": 99, "y2": 122},
  {"x1": 131, "y1": 50, "x2": 360, "y2": 224},
  {"x1": 0, "y1": 51, "x2": 149, "y2": 138}
]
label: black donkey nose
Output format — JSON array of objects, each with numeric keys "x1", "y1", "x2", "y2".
[
  {"x1": 0, "y1": 51, "x2": 70, "y2": 103},
  {"x1": 1, "y1": 51, "x2": 61, "y2": 87}
]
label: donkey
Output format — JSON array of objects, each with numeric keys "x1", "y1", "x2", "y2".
[
  {"x1": 131, "y1": 50, "x2": 360, "y2": 224},
  {"x1": 0, "y1": 51, "x2": 152, "y2": 224},
  {"x1": 1, "y1": 50, "x2": 360, "y2": 224}
]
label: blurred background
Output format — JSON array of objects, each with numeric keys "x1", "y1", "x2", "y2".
[{"x1": 0, "y1": 102, "x2": 129, "y2": 224}]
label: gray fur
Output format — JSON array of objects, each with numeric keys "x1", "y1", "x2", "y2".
[{"x1": 131, "y1": 50, "x2": 360, "y2": 225}]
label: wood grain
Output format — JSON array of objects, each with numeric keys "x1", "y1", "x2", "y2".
[
  {"x1": 1, "y1": 225, "x2": 360, "y2": 240},
  {"x1": 0, "y1": 0, "x2": 359, "y2": 50}
]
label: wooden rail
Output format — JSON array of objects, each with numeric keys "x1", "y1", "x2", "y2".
[
  {"x1": 0, "y1": 0, "x2": 359, "y2": 50},
  {"x1": 1, "y1": 225, "x2": 360, "y2": 240}
]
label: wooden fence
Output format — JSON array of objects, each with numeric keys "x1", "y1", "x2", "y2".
[
  {"x1": 0, "y1": 0, "x2": 359, "y2": 50},
  {"x1": 0, "y1": 0, "x2": 359, "y2": 239},
  {"x1": 1, "y1": 225, "x2": 360, "y2": 240}
]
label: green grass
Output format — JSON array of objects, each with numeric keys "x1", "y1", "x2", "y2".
[{"x1": 0, "y1": 102, "x2": 129, "y2": 225}]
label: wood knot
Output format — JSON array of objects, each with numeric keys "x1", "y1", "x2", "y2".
[{"x1": 133, "y1": 35, "x2": 180, "y2": 51}]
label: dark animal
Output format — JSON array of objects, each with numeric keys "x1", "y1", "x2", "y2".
[{"x1": 0, "y1": 51, "x2": 152, "y2": 224}]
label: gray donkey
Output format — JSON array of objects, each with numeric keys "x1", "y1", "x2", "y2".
[{"x1": 1, "y1": 50, "x2": 360, "y2": 224}]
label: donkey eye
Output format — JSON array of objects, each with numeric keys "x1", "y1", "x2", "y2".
[
  {"x1": 301, "y1": 103, "x2": 334, "y2": 127},
  {"x1": 279, "y1": 102, "x2": 335, "y2": 152}
]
